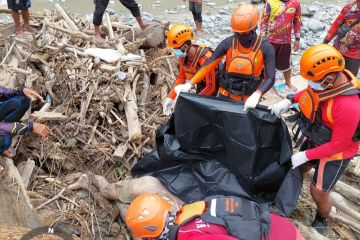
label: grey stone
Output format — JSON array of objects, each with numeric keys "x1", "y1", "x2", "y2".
[
  {"x1": 307, "y1": 5, "x2": 319, "y2": 13},
  {"x1": 219, "y1": 9, "x2": 227, "y2": 15},
  {"x1": 75, "y1": 189, "x2": 90, "y2": 199},
  {"x1": 307, "y1": 19, "x2": 324, "y2": 33}
]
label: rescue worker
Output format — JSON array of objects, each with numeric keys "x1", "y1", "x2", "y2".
[
  {"x1": 0, "y1": 86, "x2": 51, "y2": 160},
  {"x1": 174, "y1": 4, "x2": 276, "y2": 111},
  {"x1": 268, "y1": 44, "x2": 360, "y2": 234},
  {"x1": 323, "y1": 0, "x2": 359, "y2": 76},
  {"x1": 163, "y1": 24, "x2": 217, "y2": 116},
  {"x1": 184, "y1": 0, "x2": 203, "y2": 32},
  {"x1": 67, "y1": 174, "x2": 303, "y2": 240},
  {"x1": 260, "y1": 0, "x2": 302, "y2": 92},
  {"x1": 93, "y1": 0, "x2": 149, "y2": 44}
]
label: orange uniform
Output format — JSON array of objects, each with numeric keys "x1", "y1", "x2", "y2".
[{"x1": 167, "y1": 44, "x2": 217, "y2": 100}]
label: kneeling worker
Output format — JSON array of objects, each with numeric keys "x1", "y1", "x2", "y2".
[
  {"x1": 174, "y1": 4, "x2": 276, "y2": 111},
  {"x1": 0, "y1": 86, "x2": 51, "y2": 158},
  {"x1": 163, "y1": 24, "x2": 217, "y2": 116},
  {"x1": 68, "y1": 174, "x2": 303, "y2": 240},
  {"x1": 269, "y1": 44, "x2": 360, "y2": 234}
]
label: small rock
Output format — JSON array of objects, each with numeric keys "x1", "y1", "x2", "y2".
[
  {"x1": 155, "y1": 0, "x2": 161, "y2": 3},
  {"x1": 307, "y1": 5, "x2": 319, "y2": 13},
  {"x1": 110, "y1": 222, "x2": 121, "y2": 236},
  {"x1": 75, "y1": 189, "x2": 89, "y2": 199},
  {"x1": 307, "y1": 19, "x2": 324, "y2": 33},
  {"x1": 219, "y1": 9, "x2": 227, "y2": 15},
  {"x1": 206, "y1": 2, "x2": 217, "y2": 6}
]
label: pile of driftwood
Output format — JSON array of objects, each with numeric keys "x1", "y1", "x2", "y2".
[
  {"x1": 0, "y1": 3, "x2": 177, "y2": 239},
  {"x1": 0, "y1": 4, "x2": 359, "y2": 240}
]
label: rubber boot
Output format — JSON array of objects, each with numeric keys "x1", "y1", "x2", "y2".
[{"x1": 311, "y1": 213, "x2": 328, "y2": 235}]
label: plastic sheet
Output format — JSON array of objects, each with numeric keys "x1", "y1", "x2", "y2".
[{"x1": 132, "y1": 93, "x2": 302, "y2": 215}]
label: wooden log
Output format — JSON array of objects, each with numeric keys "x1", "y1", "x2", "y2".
[
  {"x1": 293, "y1": 221, "x2": 330, "y2": 240},
  {"x1": 123, "y1": 83, "x2": 141, "y2": 142},
  {"x1": 100, "y1": 64, "x2": 121, "y2": 73},
  {"x1": 123, "y1": 24, "x2": 166, "y2": 48},
  {"x1": 346, "y1": 160, "x2": 360, "y2": 178},
  {"x1": 31, "y1": 112, "x2": 68, "y2": 122},
  {"x1": 0, "y1": 157, "x2": 42, "y2": 228},
  {"x1": 54, "y1": 3, "x2": 79, "y2": 31},
  {"x1": 105, "y1": 13, "x2": 115, "y2": 40},
  {"x1": 112, "y1": 143, "x2": 129, "y2": 162},
  {"x1": 332, "y1": 180, "x2": 360, "y2": 204},
  {"x1": 20, "y1": 159, "x2": 35, "y2": 190},
  {"x1": 330, "y1": 192, "x2": 360, "y2": 222},
  {"x1": 331, "y1": 212, "x2": 360, "y2": 233}
]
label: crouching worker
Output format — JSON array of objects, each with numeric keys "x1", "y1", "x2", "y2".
[
  {"x1": 174, "y1": 4, "x2": 276, "y2": 111},
  {"x1": 0, "y1": 86, "x2": 51, "y2": 158},
  {"x1": 163, "y1": 24, "x2": 217, "y2": 116},
  {"x1": 269, "y1": 44, "x2": 360, "y2": 234},
  {"x1": 68, "y1": 174, "x2": 303, "y2": 240}
]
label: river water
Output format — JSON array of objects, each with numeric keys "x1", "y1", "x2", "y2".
[{"x1": 0, "y1": 0, "x2": 352, "y2": 16}]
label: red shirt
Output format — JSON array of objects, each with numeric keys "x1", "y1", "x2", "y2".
[
  {"x1": 325, "y1": 2, "x2": 360, "y2": 59},
  {"x1": 260, "y1": 0, "x2": 302, "y2": 44},
  {"x1": 177, "y1": 214, "x2": 303, "y2": 240},
  {"x1": 294, "y1": 90, "x2": 360, "y2": 160}
]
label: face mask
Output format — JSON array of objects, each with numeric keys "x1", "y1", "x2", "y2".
[
  {"x1": 235, "y1": 31, "x2": 255, "y2": 48},
  {"x1": 308, "y1": 81, "x2": 325, "y2": 91},
  {"x1": 172, "y1": 48, "x2": 186, "y2": 58}
]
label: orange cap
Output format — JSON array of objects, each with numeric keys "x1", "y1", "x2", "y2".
[
  {"x1": 231, "y1": 4, "x2": 260, "y2": 33},
  {"x1": 167, "y1": 24, "x2": 194, "y2": 48},
  {"x1": 125, "y1": 193, "x2": 173, "y2": 238},
  {"x1": 300, "y1": 44, "x2": 345, "y2": 81}
]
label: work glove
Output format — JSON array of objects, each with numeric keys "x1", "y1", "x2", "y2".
[
  {"x1": 174, "y1": 82, "x2": 192, "y2": 97},
  {"x1": 244, "y1": 92, "x2": 261, "y2": 111},
  {"x1": 162, "y1": 97, "x2": 174, "y2": 116},
  {"x1": 291, "y1": 151, "x2": 309, "y2": 169},
  {"x1": 268, "y1": 99, "x2": 292, "y2": 118}
]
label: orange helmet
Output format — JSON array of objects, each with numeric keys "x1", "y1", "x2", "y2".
[
  {"x1": 231, "y1": 4, "x2": 260, "y2": 33},
  {"x1": 125, "y1": 193, "x2": 173, "y2": 238},
  {"x1": 167, "y1": 24, "x2": 195, "y2": 48},
  {"x1": 300, "y1": 44, "x2": 345, "y2": 82}
]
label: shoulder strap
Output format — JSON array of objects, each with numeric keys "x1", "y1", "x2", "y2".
[
  {"x1": 318, "y1": 71, "x2": 359, "y2": 101},
  {"x1": 252, "y1": 35, "x2": 262, "y2": 54}
]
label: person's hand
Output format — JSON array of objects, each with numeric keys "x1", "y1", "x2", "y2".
[
  {"x1": 162, "y1": 97, "x2": 174, "y2": 116},
  {"x1": 293, "y1": 40, "x2": 300, "y2": 52},
  {"x1": 268, "y1": 99, "x2": 292, "y2": 118},
  {"x1": 23, "y1": 88, "x2": 44, "y2": 102},
  {"x1": 33, "y1": 123, "x2": 51, "y2": 138},
  {"x1": 175, "y1": 82, "x2": 192, "y2": 97},
  {"x1": 291, "y1": 151, "x2": 309, "y2": 169},
  {"x1": 244, "y1": 91, "x2": 261, "y2": 111}
]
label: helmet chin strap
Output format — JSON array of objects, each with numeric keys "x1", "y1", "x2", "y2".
[{"x1": 322, "y1": 72, "x2": 342, "y2": 90}]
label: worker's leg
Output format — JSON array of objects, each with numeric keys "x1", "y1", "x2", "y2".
[
  {"x1": 310, "y1": 158, "x2": 351, "y2": 235},
  {"x1": 11, "y1": 10, "x2": 24, "y2": 35},
  {"x1": 0, "y1": 95, "x2": 29, "y2": 158},
  {"x1": 119, "y1": 0, "x2": 149, "y2": 30},
  {"x1": 344, "y1": 56, "x2": 360, "y2": 77},
  {"x1": 22, "y1": 8, "x2": 38, "y2": 33},
  {"x1": 7, "y1": 0, "x2": 23, "y2": 35},
  {"x1": 271, "y1": 43, "x2": 297, "y2": 92},
  {"x1": 0, "y1": 95, "x2": 30, "y2": 122},
  {"x1": 93, "y1": 0, "x2": 109, "y2": 44},
  {"x1": 193, "y1": 3, "x2": 203, "y2": 32}
]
